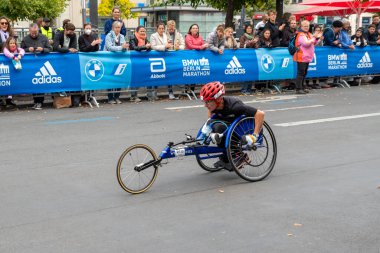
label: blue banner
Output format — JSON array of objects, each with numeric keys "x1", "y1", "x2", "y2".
[
  {"x1": 306, "y1": 47, "x2": 380, "y2": 78},
  {"x1": 1, "y1": 47, "x2": 380, "y2": 96},
  {"x1": 79, "y1": 51, "x2": 132, "y2": 90},
  {"x1": 0, "y1": 53, "x2": 81, "y2": 95}
]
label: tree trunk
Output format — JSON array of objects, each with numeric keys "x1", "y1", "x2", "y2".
[
  {"x1": 276, "y1": 0, "x2": 283, "y2": 20},
  {"x1": 225, "y1": 0, "x2": 234, "y2": 28}
]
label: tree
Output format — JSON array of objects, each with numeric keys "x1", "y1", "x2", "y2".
[
  {"x1": 98, "y1": 0, "x2": 138, "y2": 19},
  {"x1": 0, "y1": 0, "x2": 68, "y2": 21},
  {"x1": 164, "y1": 0, "x2": 282, "y2": 28}
]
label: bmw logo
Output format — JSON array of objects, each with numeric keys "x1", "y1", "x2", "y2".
[
  {"x1": 85, "y1": 59, "x2": 105, "y2": 81},
  {"x1": 260, "y1": 54, "x2": 275, "y2": 73}
]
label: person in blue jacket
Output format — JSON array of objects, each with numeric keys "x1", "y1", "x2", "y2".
[
  {"x1": 339, "y1": 19, "x2": 355, "y2": 50},
  {"x1": 323, "y1": 20, "x2": 343, "y2": 47},
  {"x1": 104, "y1": 6, "x2": 126, "y2": 36}
]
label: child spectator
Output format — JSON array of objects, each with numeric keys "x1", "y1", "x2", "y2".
[
  {"x1": 351, "y1": 28, "x2": 367, "y2": 47},
  {"x1": 2, "y1": 37, "x2": 24, "y2": 107},
  {"x1": 3, "y1": 37, "x2": 24, "y2": 70}
]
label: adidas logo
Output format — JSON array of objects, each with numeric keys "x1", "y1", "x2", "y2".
[
  {"x1": 357, "y1": 52, "x2": 373, "y2": 68},
  {"x1": 225, "y1": 56, "x2": 246, "y2": 75},
  {"x1": 32, "y1": 61, "x2": 62, "y2": 84}
]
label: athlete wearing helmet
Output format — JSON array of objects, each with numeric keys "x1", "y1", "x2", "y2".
[
  {"x1": 200, "y1": 81, "x2": 264, "y2": 137},
  {"x1": 200, "y1": 81, "x2": 265, "y2": 169}
]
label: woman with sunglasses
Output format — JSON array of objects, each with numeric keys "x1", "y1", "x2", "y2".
[{"x1": 0, "y1": 16, "x2": 14, "y2": 50}]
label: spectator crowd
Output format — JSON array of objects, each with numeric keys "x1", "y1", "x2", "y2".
[{"x1": 1, "y1": 8, "x2": 380, "y2": 109}]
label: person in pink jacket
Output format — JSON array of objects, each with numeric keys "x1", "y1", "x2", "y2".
[
  {"x1": 2, "y1": 37, "x2": 25, "y2": 107},
  {"x1": 185, "y1": 24, "x2": 208, "y2": 50},
  {"x1": 293, "y1": 20, "x2": 322, "y2": 94},
  {"x1": 184, "y1": 24, "x2": 209, "y2": 93}
]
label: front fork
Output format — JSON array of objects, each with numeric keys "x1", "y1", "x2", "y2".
[{"x1": 134, "y1": 157, "x2": 162, "y2": 172}]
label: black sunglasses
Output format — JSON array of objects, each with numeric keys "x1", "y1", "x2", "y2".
[{"x1": 1, "y1": 22, "x2": 8, "y2": 25}]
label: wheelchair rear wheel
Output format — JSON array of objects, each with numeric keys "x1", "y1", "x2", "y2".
[{"x1": 227, "y1": 118, "x2": 277, "y2": 182}]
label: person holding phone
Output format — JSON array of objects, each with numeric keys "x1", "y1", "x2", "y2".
[{"x1": 21, "y1": 23, "x2": 52, "y2": 110}]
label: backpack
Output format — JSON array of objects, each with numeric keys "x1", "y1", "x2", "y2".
[{"x1": 288, "y1": 33, "x2": 299, "y2": 55}]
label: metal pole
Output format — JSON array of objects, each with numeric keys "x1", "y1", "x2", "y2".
[
  {"x1": 81, "y1": 0, "x2": 86, "y2": 27},
  {"x1": 240, "y1": 6, "x2": 245, "y2": 29},
  {"x1": 90, "y1": 0, "x2": 99, "y2": 28}
]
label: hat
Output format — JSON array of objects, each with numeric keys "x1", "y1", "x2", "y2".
[
  {"x1": 332, "y1": 20, "x2": 343, "y2": 28},
  {"x1": 43, "y1": 18, "x2": 50, "y2": 22}
]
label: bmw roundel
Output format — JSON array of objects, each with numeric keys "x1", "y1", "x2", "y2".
[
  {"x1": 85, "y1": 59, "x2": 104, "y2": 82},
  {"x1": 260, "y1": 54, "x2": 275, "y2": 73}
]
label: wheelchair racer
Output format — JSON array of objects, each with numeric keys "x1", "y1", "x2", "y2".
[{"x1": 200, "y1": 81, "x2": 265, "y2": 170}]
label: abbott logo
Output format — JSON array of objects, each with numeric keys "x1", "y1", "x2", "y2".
[
  {"x1": 357, "y1": 52, "x2": 373, "y2": 68},
  {"x1": 149, "y1": 58, "x2": 166, "y2": 73},
  {"x1": 32, "y1": 61, "x2": 62, "y2": 84},
  {"x1": 225, "y1": 56, "x2": 246, "y2": 75},
  {"x1": 308, "y1": 53, "x2": 317, "y2": 71},
  {"x1": 149, "y1": 58, "x2": 166, "y2": 79},
  {"x1": 309, "y1": 53, "x2": 317, "y2": 66}
]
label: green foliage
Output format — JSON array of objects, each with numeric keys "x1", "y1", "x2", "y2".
[
  {"x1": 0, "y1": 0, "x2": 68, "y2": 21},
  {"x1": 163, "y1": 0, "x2": 279, "y2": 27},
  {"x1": 98, "y1": 0, "x2": 138, "y2": 19}
]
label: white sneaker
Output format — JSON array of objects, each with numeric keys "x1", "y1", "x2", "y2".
[
  {"x1": 108, "y1": 100, "x2": 116, "y2": 104},
  {"x1": 33, "y1": 103, "x2": 42, "y2": 110},
  {"x1": 115, "y1": 99, "x2": 122, "y2": 104},
  {"x1": 131, "y1": 97, "x2": 141, "y2": 102},
  {"x1": 169, "y1": 93, "x2": 178, "y2": 100}
]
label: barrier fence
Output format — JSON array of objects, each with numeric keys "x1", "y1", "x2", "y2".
[{"x1": 1, "y1": 47, "x2": 379, "y2": 96}]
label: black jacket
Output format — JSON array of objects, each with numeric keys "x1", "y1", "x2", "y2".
[
  {"x1": 365, "y1": 32, "x2": 378, "y2": 45},
  {"x1": 53, "y1": 32, "x2": 77, "y2": 53},
  {"x1": 20, "y1": 34, "x2": 51, "y2": 53},
  {"x1": 263, "y1": 21, "x2": 281, "y2": 47},
  {"x1": 281, "y1": 26, "x2": 296, "y2": 47},
  {"x1": 129, "y1": 36, "x2": 151, "y2": 51},
  {"x1": 78, "y1": 33, "x2": 99, "y2": 52}
]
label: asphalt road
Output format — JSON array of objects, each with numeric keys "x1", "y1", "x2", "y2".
[{"x1": 1, "y1": 85, "x2": 380, "y2": 253}]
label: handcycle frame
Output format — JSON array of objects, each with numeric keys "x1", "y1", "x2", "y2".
[{"x1": 117, "y1": 115, "x2": 277, "y2": 194}]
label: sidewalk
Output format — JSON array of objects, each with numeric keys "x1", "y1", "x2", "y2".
[{"x1": 0, "y1": 84, "x2": 244, "y2": 110}]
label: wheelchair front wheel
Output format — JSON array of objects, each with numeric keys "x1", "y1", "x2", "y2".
[
  {"x1": 116, "y1": 144, "x2": 159, "y2": 194},
  {"x1": 227, "y1": 119, "x2": 277, "y2": 182}
]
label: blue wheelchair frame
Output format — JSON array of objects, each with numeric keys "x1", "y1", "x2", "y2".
[
  {"x1": 158, "y1": 115, "x2": 260, "y2": 161},
  {"x1": 117, "y1": 114, "x2": 276, "y2": 194}
]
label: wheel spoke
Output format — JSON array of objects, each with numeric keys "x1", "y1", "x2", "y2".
[
  {"x1": 117, "y1": 145, "x2": 158, "y2": 194},
  {"x1": 228, "y1": 119, "x2": 277, "y2": 182}
]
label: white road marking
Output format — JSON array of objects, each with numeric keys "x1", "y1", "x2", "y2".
[
  {"x1": 266, "y1": 105, "x2": 324, "y2": 112},
  {"x1": 165, "y1": 95, "x2": 300, "y2": 110},
  {"x1": 275, "y1": 112, "x2": 380, "y2": 127}
]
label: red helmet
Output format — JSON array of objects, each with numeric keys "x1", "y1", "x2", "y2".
[{"x1": 200, "y1": 82, "x2": 225, "y2": 101}]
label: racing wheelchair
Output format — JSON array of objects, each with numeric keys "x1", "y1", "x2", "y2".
[{"x1": 116, "y1": 115, "x2": 277, "y2": 194}]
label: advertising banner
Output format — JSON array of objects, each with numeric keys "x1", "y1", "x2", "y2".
[
  {"x1": 79, "y1": 51, "x2": 132, "y2": 90},
  {"x1": 1, "y1": 47, "x2": 380, "y2": 96},
  {"x1": 0, "y1": 53, "x2": 81, "y2": 95}
]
